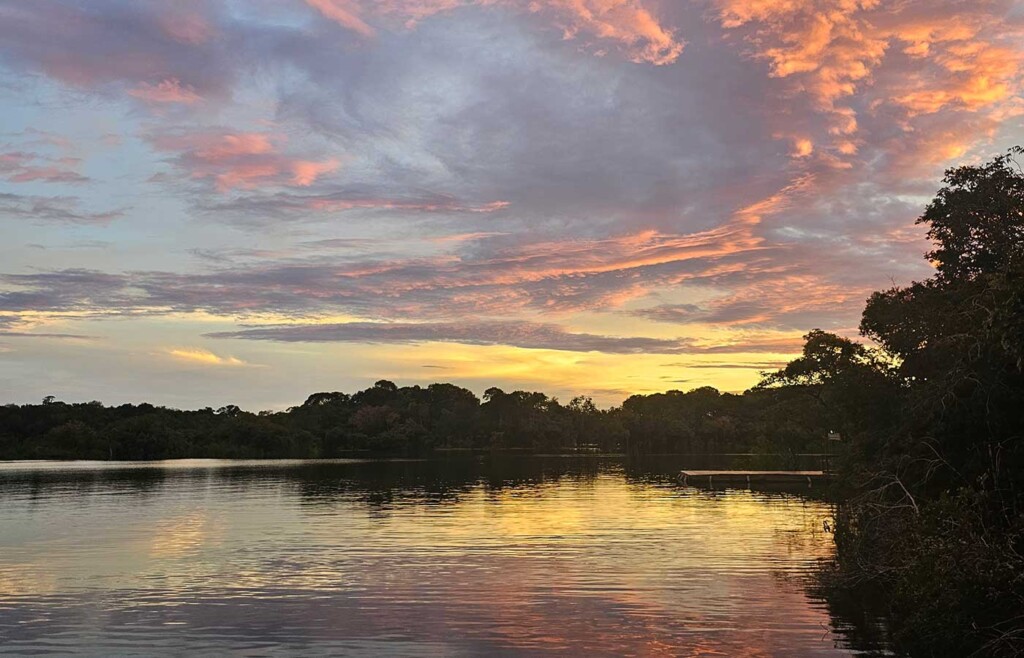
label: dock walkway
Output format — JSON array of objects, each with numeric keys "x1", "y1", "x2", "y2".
[{"x1": 679, "y1": 470, "x2": 827, "y2": 488}]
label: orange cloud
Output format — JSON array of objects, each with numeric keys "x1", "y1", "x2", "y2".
[
  {"x1": 895, "y1": 40, "x2": 1023, "y2": 115},
  {"x1": 711, "y1": 0, "x2": 1024, "y2": 170},
  {"x1": 790, "y1": 137, "x2": 814, "y2": 158},
  {"x1": 321, "y1": 178, "x2": 806, "y2": 305},
  {"x1": 713, "y1": 0, "x2": 886, "y2": 107}
]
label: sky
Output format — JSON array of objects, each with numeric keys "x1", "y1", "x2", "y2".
[{"x1": 1, "y1": 0, "x2": 1023, "y2": 410}]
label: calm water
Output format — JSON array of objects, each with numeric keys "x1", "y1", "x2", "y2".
[{"x1": 0, "y1": 458, "x2": 886, "y2": 656}]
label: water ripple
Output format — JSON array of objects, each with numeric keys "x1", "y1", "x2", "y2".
[{"x1": 0, "y1": 458, "x2": 882, "y2": 656}]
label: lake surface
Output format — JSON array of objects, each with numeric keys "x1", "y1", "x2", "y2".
[{"x1": 0, "y1": 457, "x2": 887, "y2": 656}]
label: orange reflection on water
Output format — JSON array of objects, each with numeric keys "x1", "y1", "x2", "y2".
[{"x1": 0, "y1": 461, "x2": 854, "y2": 656}]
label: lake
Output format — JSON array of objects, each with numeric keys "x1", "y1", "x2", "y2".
[{"x1": 0, "y1": 457, "x2": 887, "y2": 656}]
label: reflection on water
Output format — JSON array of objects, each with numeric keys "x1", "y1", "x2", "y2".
[{"x1": 0, "y1": 458, "x2": 885, "y2": 656}]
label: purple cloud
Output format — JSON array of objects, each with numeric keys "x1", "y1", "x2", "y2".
[{"x1": 0, "y1": 0, "x2": 1021, "y2": 405}]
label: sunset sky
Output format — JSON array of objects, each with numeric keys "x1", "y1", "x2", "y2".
[{"x1": 1, "y1": 0, "x2": 1023, "y2": 410}]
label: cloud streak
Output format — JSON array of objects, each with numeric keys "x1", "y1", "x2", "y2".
[
  {"x1": 207, "y1": 320, "x2": 803, "y2": 355},
  {"x1": 0, "y1": 194, "x2": 124, "y2": 225},
  {"x1": 0, "y1": 151, "x2": 87, "y2": 184},
  {"x1": 208, "y1": 320, "x2": 696, "y2": 354},
  {"x1": 167, "y1": 347, "x2": 247, "y2": 367}
]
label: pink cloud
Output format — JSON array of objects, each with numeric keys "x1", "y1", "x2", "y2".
[
  {"x1": 291, "y1": 159, "x2": 341, "y2": 186},
  {"x1": 544, "y1": 0, "x2": 686, "y2": 65},
  {"x1": 306, "y1": 0, "x2": 684, "y2": 65},
  {"x1": 0, "y1": 150, "x2": 87, "y2": 185},
  {"x1": 128, "y1": 78, "x2": 203, "y2": 105},
  {"x1": 192, "y1": 133, "x2": 276, "y2": 160},
  {"x1": 306, "y1": 0, "x2": 377, "y2": 37},
  {"x1": 148, "y1": 131, "x2": 339, "y2": 192}
]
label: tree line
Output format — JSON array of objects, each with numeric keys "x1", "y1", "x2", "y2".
[{"x1": 1, "y1": 377, "x2": 842, "y2": 461}]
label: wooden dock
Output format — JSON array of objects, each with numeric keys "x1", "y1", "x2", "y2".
[{"x1": 679, "y1": 470, "x2": 827, "y2": 489}]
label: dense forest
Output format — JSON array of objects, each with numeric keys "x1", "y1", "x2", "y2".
[
  {"x1": 2, "y1": 149, "x2": 1023, "y2": 656},
  {"x1": 811, "y1": 149, "x2": 1024, "y2": 657},
  {"x1": 0, "y1": 378, "x2": 841, "y2": 461}
]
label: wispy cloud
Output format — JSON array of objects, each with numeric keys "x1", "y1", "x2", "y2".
[
  {"x1": 305, "y1": 0, "x2": 685, "y2": 64},
  {"x1": 0, "y1": 193, "x2": 124, "y2": 225},
  {"x1": 0, "y1": 314, "x2": 90, "y2": 339},
  {"x1": 0, "y1": 150, "x2": 87, "y2": 184},
  {"x1": 128, "y1": 78, "x2": 203, "y2": 105},
  {"x1": 200, "y1": 192, "x2": 509, "y2": 222},
  {"x1": 166, "y1": 347, "x2": 247, "y2": 367}
]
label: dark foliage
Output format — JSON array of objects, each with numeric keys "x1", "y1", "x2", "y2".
[
  {"x1": 815, "y1": 148, "x2": 1024, "y2": 657},
  {"x1": 0, "y1": 378, "x2": 841, "y2": 460}
]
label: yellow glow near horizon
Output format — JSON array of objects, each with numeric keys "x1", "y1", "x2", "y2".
[
  {"x1": 3, "y1": 311, "x2": 805, "y2": 407},
  {"x1": 354, "y1": 341, "x2": 800, "y2": 404}
]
